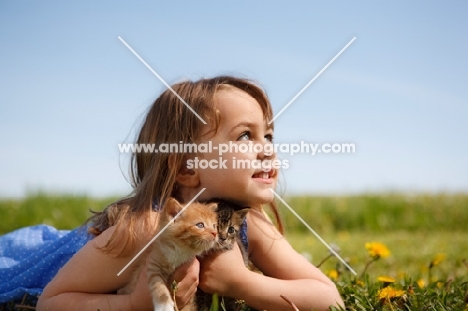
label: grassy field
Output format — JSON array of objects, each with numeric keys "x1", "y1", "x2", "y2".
[
  {"x1": 0, "y1": 193, "x2": 115, "y2": 234},
  {"x1": 1, "y1": 192, "x2": 467, "y2": 310},
  {"x1": 278, "y1": 194, "x2": 468, "y2": 310},
  {"x1": 277, "y1": 194, "x2": 468, "y2": 279}
]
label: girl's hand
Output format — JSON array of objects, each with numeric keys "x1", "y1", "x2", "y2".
[
  {"x1": 128, "y1": 257, "x2": 153, "y2": 311},
  {"x1": 169, "y1": 258, "x2": 200, "y2": 309},
  {"x1": 130, "y1": 257, "x2": 200, "y2": 310},
  {"x1": 198, "y1": 243, "x2": 249, "y2": 297}
]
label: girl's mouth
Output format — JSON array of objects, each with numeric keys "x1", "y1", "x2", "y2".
[
  {"x1": 252, "y1": 169, "x2": 275, "y2": 181},
  {"x1": 252, "y1": 172, "x2": 270, "y2": 179}
]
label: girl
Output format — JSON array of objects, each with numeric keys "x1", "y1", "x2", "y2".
[{"x1": 14, "y1": 76, "x2": 343, "y2": 310}]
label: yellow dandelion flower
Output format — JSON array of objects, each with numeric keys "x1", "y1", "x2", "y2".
[
  {"x1": 327, "y1": 269, "x2": 338, "y2": 280},
  {"x1": 365, "y1": 242, "x2": 390, "y2": 259},
  {"x1": 378, "y1": 276, "x2": 395, "y2": 283},
  {"x1": 378, "y1": 276, "x2": 395, "y2": 288},
  {"x1": 377, "y1": 286, "x2": 405, "y2": 301},
  {"x1": 417, "y1": 279, "x2": 426, "y2": 288},
  {"x1": 429, "y1": 253, "x2": 446, "y2": 268}
]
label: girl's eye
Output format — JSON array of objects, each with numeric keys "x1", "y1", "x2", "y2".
[
  {"x1": 196, "y1": 222, "x2": 205, "y2": 228},
  {"x1": 238, "y1": 131, "x2": 251, "y2": 141},
  {"x1": 238, "y1": 131, "x2": 273, "y2": 142}
]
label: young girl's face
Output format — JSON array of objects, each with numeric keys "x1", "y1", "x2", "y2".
[{"x1": 192, "y1": 87, "x2": 278, "y2": 207}]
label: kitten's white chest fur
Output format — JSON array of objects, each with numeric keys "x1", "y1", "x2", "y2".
[{"x1": 153, "y1": 301, "x2": 174, "y2": 311}]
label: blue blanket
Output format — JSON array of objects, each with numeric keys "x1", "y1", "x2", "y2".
[{"x1": 0, "y1": 225, "x2": 92, "y2": 303}]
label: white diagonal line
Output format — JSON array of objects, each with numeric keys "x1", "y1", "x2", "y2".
[
  {"x1": 117, "y1": 188, "x2": 206, "y2": 276},
  {"x1": 269, "y1": 188, "x2": 357, "y2": 275},
  {"x1": 117, "y1": 36, "x2": 207, "y2": 125},
  {"x1": 269, "y1": 37, "x2": 356, "y2": 124}
]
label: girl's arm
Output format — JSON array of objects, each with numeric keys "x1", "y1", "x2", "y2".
[
  {"x1": 198, "y1": 210, "x2": 344, "y2": 311},
  {"x1": 36, "y1": 226, "x2": 199, "y2": 311},
  {"x1": 36, "y1": 226, "x2": 148, "y2": 311}
]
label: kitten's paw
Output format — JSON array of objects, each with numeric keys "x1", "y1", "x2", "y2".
[{"x1": 153, "y1": 302, "x2": 175, "y2": 311}]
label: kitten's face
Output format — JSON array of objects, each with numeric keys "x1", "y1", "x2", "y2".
[
  {"x1": 163, "y1": 198, "x2": 218, "y2": 254},
  {"x1": 214, "y1": 201, "x2": 250, "y2": 251}
]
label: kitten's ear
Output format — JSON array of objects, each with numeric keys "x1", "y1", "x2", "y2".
[
  {"x1": 206, "y1": 202, "x2": 218, "y2": 213},
  {"x1": 165, "y1": 197, "x2": 183, "y2": 218},
  {"x1": 234, "y1": 208, "x2": 250, "y2": 221}
]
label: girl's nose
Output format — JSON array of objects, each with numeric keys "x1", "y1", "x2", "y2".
[{"x1": 257, "y1": 141, "x2": 275, "y2": 160}]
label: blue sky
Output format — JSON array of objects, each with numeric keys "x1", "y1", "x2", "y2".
[{"x1": 1, "y1": 1, "x2": 467, "y2": 197}]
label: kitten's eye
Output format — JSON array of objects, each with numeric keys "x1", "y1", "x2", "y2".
[
  {"x1": 196, "y1": 222, "x2": 205, "y2": 229},
  {"x1": 228, "y1": 227, "x2": 235, "y2": 234}
]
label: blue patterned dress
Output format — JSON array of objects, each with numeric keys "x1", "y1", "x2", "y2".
[{"x1": 0, "y1": 225, "x2": 93, "y2": 306}]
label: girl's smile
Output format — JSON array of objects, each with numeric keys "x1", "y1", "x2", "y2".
[{"x1": 251, "y1": 169, "x2": 276, "y2": 184}]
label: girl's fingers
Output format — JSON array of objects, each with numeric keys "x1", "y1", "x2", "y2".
[
  {"x1": 199, "y1": 243, "x2": 247, "y2": 295},
  {"x1": 170, "y1": 258, "x2": 200, "y2": 308},
  {"x1": 129, "y1": 257, "x2": 153, "y2": 310},
  {"x1": 173, "y1": 257, "x2": 200, "y2": 283}
]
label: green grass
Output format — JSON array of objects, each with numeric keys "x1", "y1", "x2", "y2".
[
  {"x1": 287, "y1": 231, "x2": 467, "y2": 282},
  {"x1": 278, "y1": 193, "x2": 468, "y2": 233},
  {"x1": 0, "y1": 192, "x2": 117, "y2": 234},
  {"x1": 1, "y1": 192, "x2": 467, "y2": 310},
  {"x1": 275, "y1": 194, "x2": 468, "y2": 310},
  {"x1": 273, "y1": 194, "x2": 468, "y2": 279}
]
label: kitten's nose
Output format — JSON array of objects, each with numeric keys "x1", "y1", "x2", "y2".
[{"x1": 211, "y1": 230, "x2": 217, "y2": 238}]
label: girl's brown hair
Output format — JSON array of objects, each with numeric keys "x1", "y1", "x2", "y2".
[{"x1": 87, "y1": 76, "x2": 284, "y2": 255}]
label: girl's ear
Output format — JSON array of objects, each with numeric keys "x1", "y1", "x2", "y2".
[{"x1": 170, "y1": 154, "x2": 200, "y2": 188}]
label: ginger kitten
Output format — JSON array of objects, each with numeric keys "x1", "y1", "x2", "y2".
[{"x1": 119, "y1": 198, "x2": 219, "y2": 311}]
